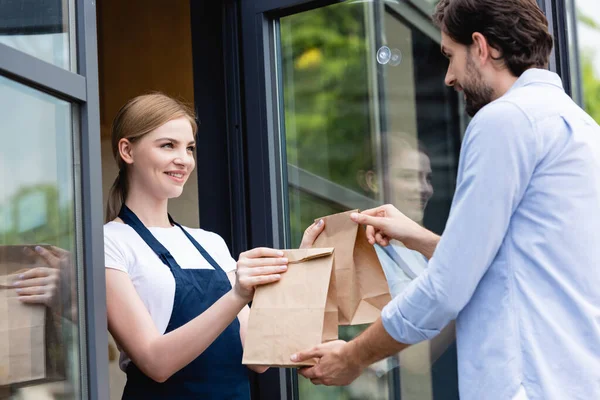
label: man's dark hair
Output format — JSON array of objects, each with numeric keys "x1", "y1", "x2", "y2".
[{"x1": 433, "y1": 0, "x2": 554, "y2": 77}]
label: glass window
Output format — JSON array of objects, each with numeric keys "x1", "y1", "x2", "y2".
[
  {"x1": 0, "y1": 0, "x2": 75, "y2": 71},
  {"x1": 279, "y1": 1, "x2": 464, "y2": 398},
  {"x1": 573, "y1": 0, "x2": 600, "y2": 124},
  {"x1": 0, "y1": 76, "x2": 83, "y2": 398}
]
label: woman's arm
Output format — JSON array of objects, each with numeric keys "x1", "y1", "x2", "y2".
[{"x1": 107, "y1": 247, "x2": 287, "y2": 383}]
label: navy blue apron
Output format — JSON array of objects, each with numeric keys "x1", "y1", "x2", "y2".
[{"x1": 119, "y1": 205, "x2": 250, "y2": 400}]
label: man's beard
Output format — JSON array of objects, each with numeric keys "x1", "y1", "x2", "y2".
[{"x1": 463, "y1": 56, "x2": 494, "y2": 117}]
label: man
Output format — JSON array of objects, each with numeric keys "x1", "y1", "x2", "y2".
[{"x1": 291, "y1": 1, "x2": 600, "y2": 399}]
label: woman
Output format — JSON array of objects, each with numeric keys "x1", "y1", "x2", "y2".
[{"x1": 104, "y1": 93, "x2": 323, "y2": 399}]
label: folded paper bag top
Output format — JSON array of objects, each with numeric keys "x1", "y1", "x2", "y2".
[
  {"x1": 313, "y1": 210, "x2": 392, "y2": 325},
  {"x1": 242, "y1": 248, "x2": 338, "y2": 367}
]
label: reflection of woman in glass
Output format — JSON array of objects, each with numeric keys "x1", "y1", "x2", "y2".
[
  {"x1": 370, "y1": 134, "x2": 433, "y2": 297},
  {"x1": 103, "y1": 93, "x2": 323, "y2": 399},
  {"x1": 370, "y1": 134, "x2": 458, "y2": 399}
]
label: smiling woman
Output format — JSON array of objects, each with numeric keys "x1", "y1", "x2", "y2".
[{"x1": 102, "y1": 93, "x2": 326, "y2": 399}]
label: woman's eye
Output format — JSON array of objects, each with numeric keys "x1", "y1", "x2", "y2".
[
  {"x1": 161, "y1": 143, "x2": 174, "y2": 149},
  {"x1": 187, "y1": 146, "x2": 196, "y2": 152}
]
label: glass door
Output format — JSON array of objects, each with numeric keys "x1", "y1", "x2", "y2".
[
  {"x1": 241, "y1": 0, "x2": 468, "y2": 398},
  {"x1": 278, "y1": 1, "x2": 463, "y2": 398}
]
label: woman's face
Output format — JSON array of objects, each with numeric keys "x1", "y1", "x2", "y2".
[
  {"x1": 126, "y1": 116, "x2": 196, "y2": 200},
  {"x1": 388, "y1": 148, "x2": 433, "y2": 222}
]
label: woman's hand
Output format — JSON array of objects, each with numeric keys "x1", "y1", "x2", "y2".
[
  {"x1": 234, "y1": 247, "x2": 289, "y2": 302},
  {"x1": 299, "y1": 219, "x2": 326, "y2": 249}
]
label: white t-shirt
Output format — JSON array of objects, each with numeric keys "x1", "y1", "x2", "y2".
[{"x1": 103, "y1": 221, "x2": 237, "y2": 370}]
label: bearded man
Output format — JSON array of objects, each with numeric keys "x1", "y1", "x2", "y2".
[{"x1": 292, "y1": 1, "x2": 600, "y2": 399}]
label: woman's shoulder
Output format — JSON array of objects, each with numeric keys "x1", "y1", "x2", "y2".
[
  {"x1": 104, "y1": 220, "x2": 133, "y2": 234},
  {"x1": 103, "y1": 220, "x2": 138, "y2": 245}
]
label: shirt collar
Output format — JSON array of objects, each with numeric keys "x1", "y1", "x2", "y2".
[{"x1": 508, "y1": 68, "x2": 564, "y2": 93}]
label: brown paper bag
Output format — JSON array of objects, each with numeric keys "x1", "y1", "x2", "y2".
[
  {"x1": 313, "y1": 210, "x2": 392, "y2": 325},
  {"x1": 242, "y1": 248, "x2": 337, "y2": 367},
  {"x1": 0, "y1": 246, "x2": 47, "y2": 385}
]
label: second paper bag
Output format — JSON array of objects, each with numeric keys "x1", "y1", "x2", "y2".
[
  {"x1": 313, "y1": 210, "x2": 392, "y2": 325},
  {"x1": 242, "y1": 248, "x2": 337, "y2": 367}
]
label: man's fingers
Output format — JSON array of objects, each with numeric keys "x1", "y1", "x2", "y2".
[
  {"x1": 298, "y1": 366, "x2": 319, "y2": 380},
  {"x1": 291, "y1": 346, "x2": 324, "y2": 363},
  {"x1": 375, "y1": 232, "x2": 390, "y2": 247},
  {"x1": 350, "y1": 212, "x2": 387, "y2": 231},
  {"x1": 357, "y1": 205, "x2": 388, "y2": 217},
  {"x1": 365, "y1": 225, "x2": 377, "y2": 244}
]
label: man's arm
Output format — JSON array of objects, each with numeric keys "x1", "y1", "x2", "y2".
[
  {"x1": 292, "y1": 319, "x2": 408, "y2": 386},
  {"x1": 380, "y1": 102, "x2": 537, "y2": 344},
  {"x1": 293, "y1": 101, "x2": 538, "y2": 386},
  {"x1": 405, "y1": 229, "x2": 439, "y2": 260}
]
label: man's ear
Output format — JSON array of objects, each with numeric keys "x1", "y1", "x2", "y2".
[
  {"x1": 118, "y1": 138, "x2": 135, "y2": 165},
  {"x1": 471, "y1": 32, "x2": 495, "y2": 65}
]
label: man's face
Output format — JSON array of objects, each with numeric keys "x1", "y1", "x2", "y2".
[{"x1": 441, "y1": 32, "x2": 494, "y2": 117}]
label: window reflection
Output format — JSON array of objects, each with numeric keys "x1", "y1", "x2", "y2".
[
  {"x1": 280, "y1": 0, "x2": 462, "y2": 398},
  {"x1": 0, "y1": 76, "x2": 81, "y2": 399},
  {"x1": 0, "y1": 0, "x2": 74, "y2": 70}
]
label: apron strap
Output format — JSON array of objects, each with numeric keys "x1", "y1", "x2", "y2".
[
  {"x1": 170, "y1": 217, "x2": 226, "y2": 274},
  {"x1": 119, "y1": 205, "x2": 226, "y2": 274}
]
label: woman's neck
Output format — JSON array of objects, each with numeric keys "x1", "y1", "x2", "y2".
[{"x1": 124, "y1": 190, "x2": 171, "y2": 228}]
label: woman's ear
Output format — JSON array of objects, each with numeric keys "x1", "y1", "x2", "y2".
[
  {"x1": 118, "y1": 138, "x2": 135, "y2": 165},
  {"x1": 365, "y1": 170, "x2": 379, "y2": 194}
]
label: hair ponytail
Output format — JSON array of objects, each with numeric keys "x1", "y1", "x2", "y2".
[{"x1": 105, "y1": 170, "x2": 128, "y2": 222}]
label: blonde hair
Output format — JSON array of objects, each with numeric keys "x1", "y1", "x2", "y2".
[{"x1": 105, "y1": 93, "x2": 198, "y2": 222}]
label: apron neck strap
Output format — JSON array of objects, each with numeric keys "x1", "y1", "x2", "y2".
[{"x1": 118, "y1": 204, "x2": 226, "y2": 273}]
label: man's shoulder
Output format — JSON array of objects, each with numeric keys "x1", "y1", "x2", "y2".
[{"x1": 467, "y1": 99, "x2": 533, "y2": 139}]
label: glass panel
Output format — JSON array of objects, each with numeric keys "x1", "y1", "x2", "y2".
[
  {"x1": 0, "y1": 0, "x2": 75, "y2": 71},
  {"x1": 574, "y1": 0, "x2": 600, "y2": 124},
  {"x1": 0, "y1": 76, "x2": 82, "y2": 398},
  {"x1": 279, "y1": 1, "x2": 463, "y2": 398}
]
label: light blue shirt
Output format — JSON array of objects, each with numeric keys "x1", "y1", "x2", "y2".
[
  {"x1": 375, "y1": 242, "x2": 428, "y2": 297},
  {"x1": 381, "y1": 69, "x2": 600, "y2": 400}
]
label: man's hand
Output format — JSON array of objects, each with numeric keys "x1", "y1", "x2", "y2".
[
  {"x1": 351, "y1": 205, "x2": 439, "y2": 259},
  {"x1": 291, "y1": 340, "x2": 364, "y2": 386}
]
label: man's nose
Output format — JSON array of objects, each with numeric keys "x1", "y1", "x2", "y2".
[{"x1": 444, "y1": 68, "x2": 455, "y2": 87}]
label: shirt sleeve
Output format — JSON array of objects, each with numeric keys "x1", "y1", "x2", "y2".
[
  {"x1": 381, "y1": 101, "x2": 539, "y2": 344},
  {"x1": 104, "y1": 229, "x2": 129, "y2": 274}
]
